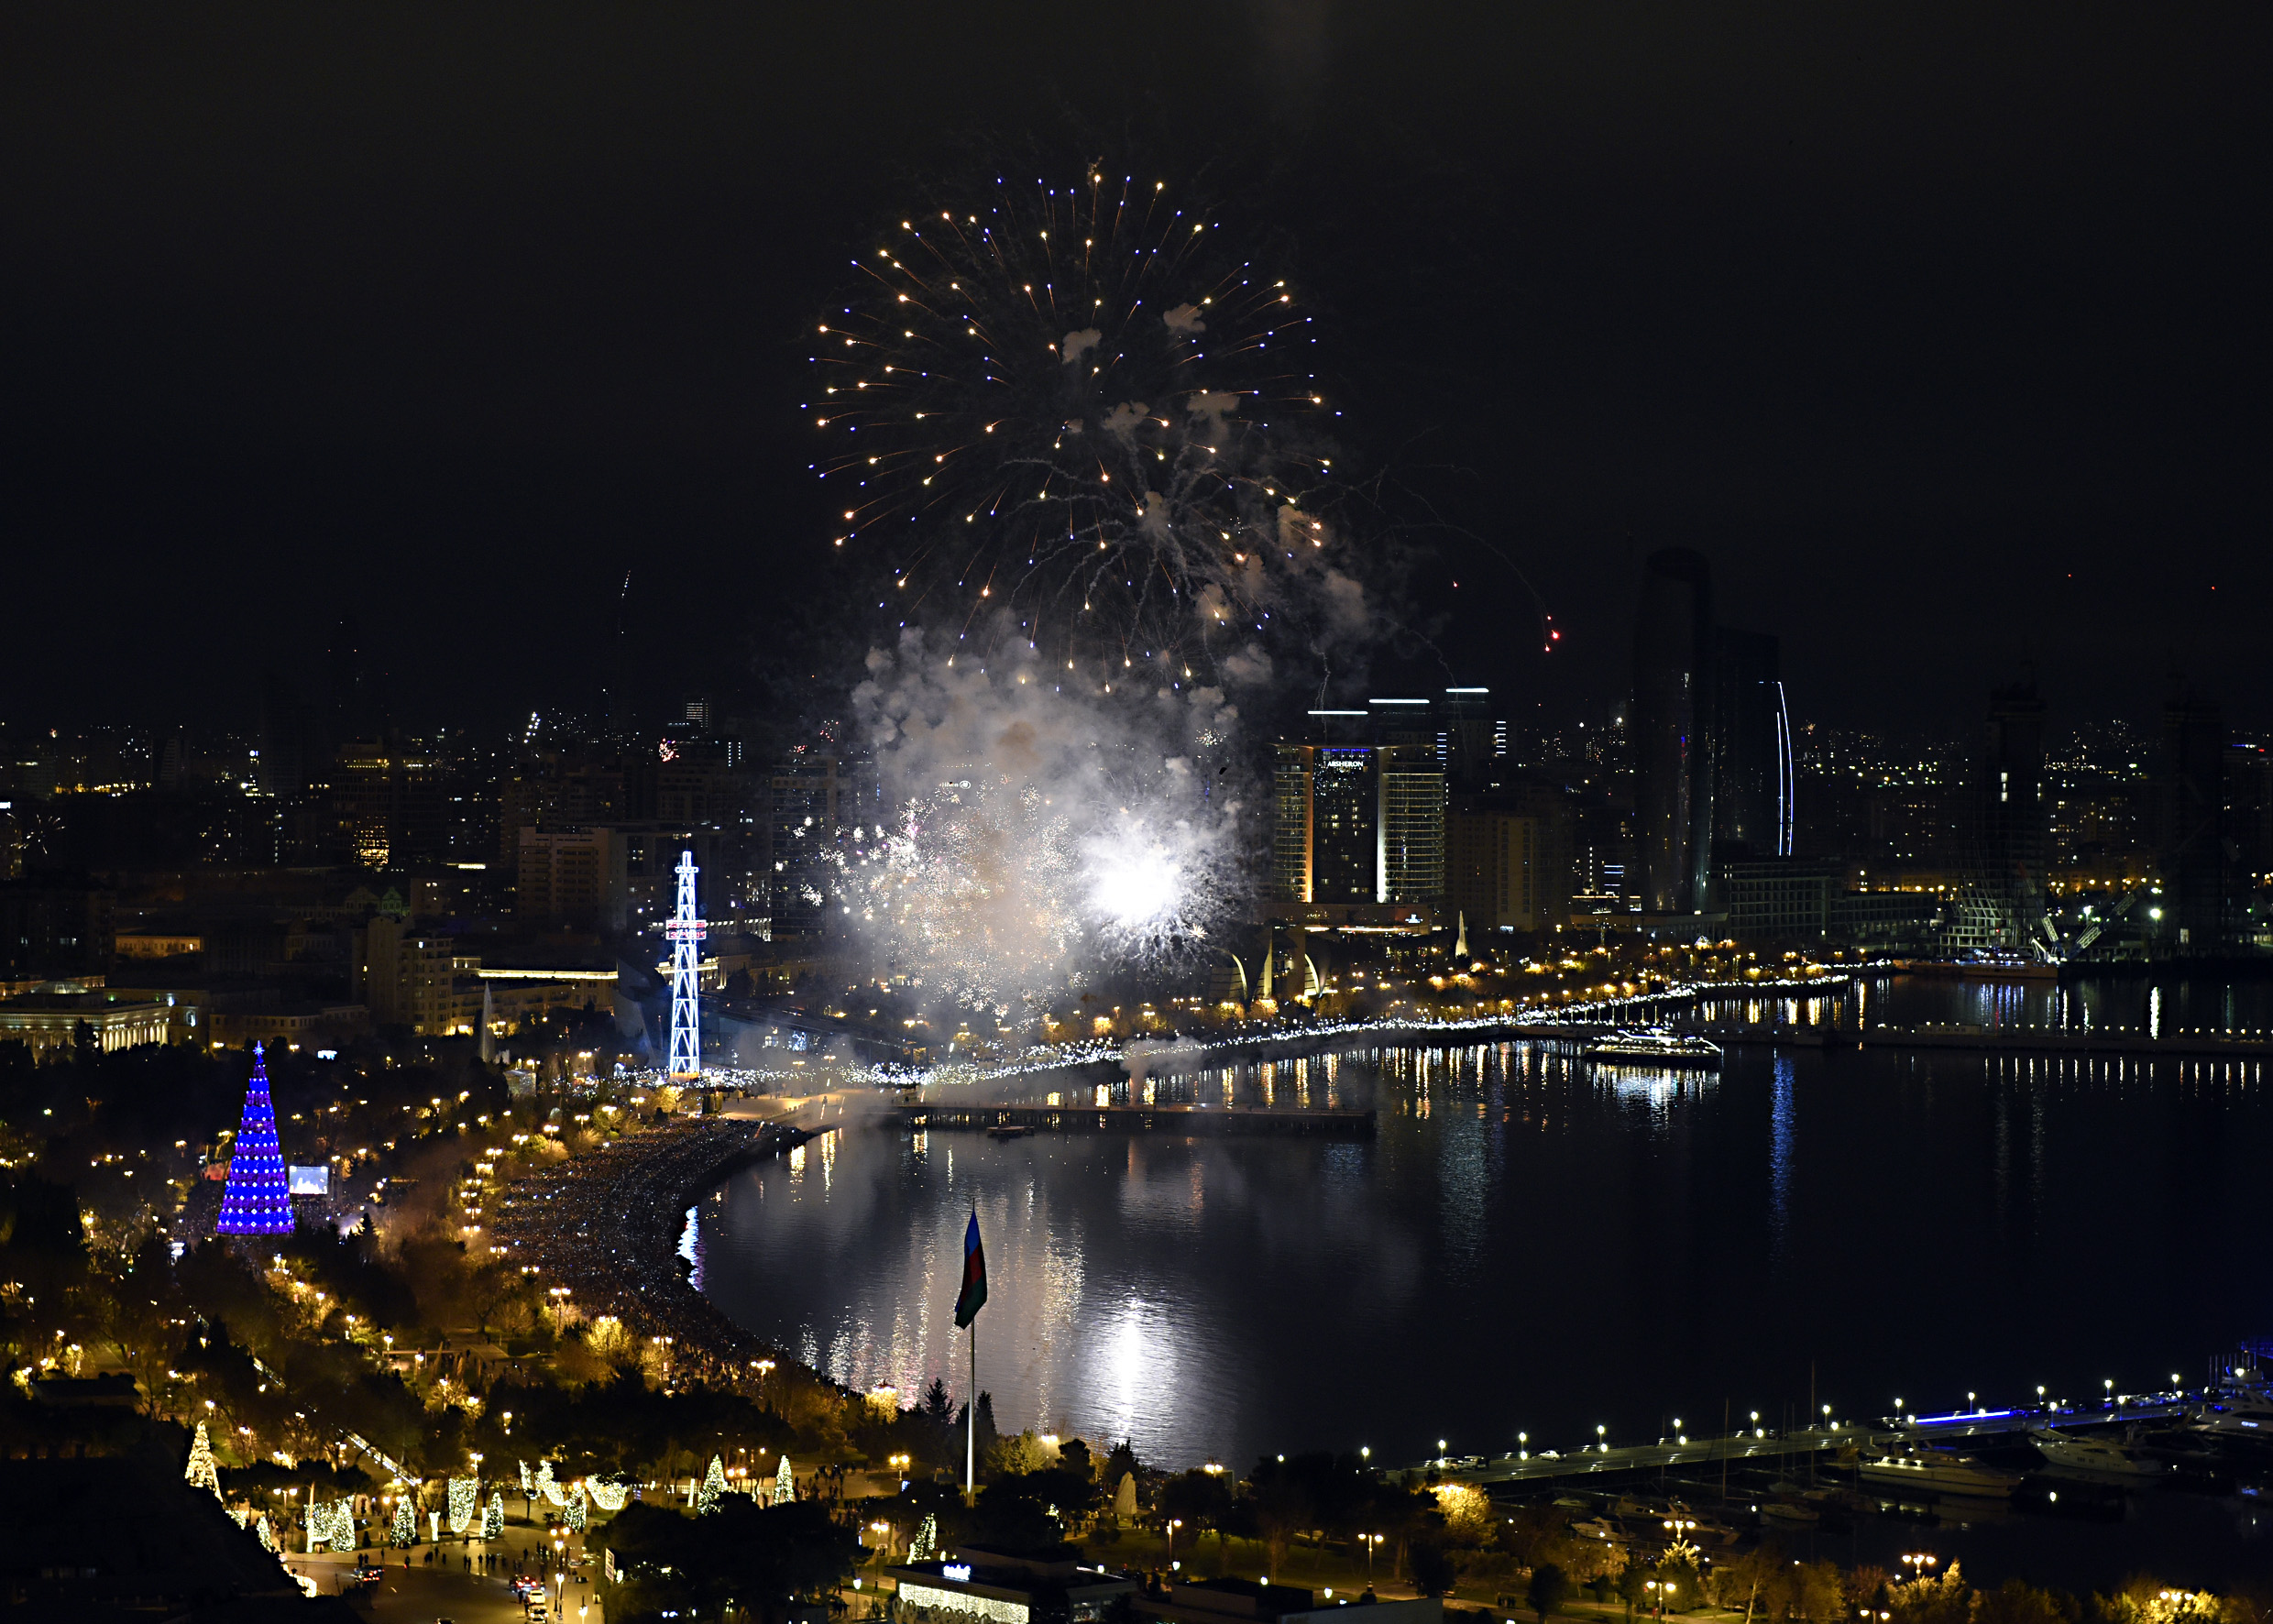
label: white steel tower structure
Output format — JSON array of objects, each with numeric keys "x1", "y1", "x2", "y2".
[{"x1": 664, "y1": 850, "x2": 706, "y2": 1081}]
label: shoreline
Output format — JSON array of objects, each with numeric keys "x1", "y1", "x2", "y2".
[{"x1": 490, "y1": 1114, "x2": 840, "y2": 1391}]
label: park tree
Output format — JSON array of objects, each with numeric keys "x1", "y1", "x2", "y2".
[
  {"x1": 1616, "y1": 1557, "x2": 1651, "y2": 1621},
  {"x1": 599, "y1": 1498, "x2": 859, "y2": 1624},
  {"x1": 1158, "y1": 1467, "x2": 1235, "y2": 1563},
  {"x1": 1529, "y1": 1561, "x2": 1571, "y2": 1624},
  {"x1": 1974, "y1": 1579, "x2": 2081, "y2": 1624}
]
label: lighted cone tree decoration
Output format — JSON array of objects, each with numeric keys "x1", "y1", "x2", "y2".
[
  {"x1": 215, "y1": 1044, "x2": 294, "y2": 1235},
  {"x1": 566, "y1": 1486, "x2": 587, "y2": 1532},
  {"x1": 774, "y1": 1454, "x2": 794, "y2": 1504},
  {"x1": 909, "y1": 1513, "x2": 938, "y2": 1563},
  {"x1": 696, "y1": 1454, "x2": 725, "y2": 1516},
  {"x1": 484, "y1": 1492, "x2": 504, "y2": 1542},
  {"x1": 390, "y1": 1497, "x2": 415, "y2": 1547},
  {"x1": 185, "y1": 1421, "x2": 222, "y2": 1498},
  {"x1": 256, "y1": 1514, "x2": 276, "y2": 1553}
]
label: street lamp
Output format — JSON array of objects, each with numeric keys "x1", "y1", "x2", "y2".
[
  {"x1": 1167, "y1": 1519, "x2": 1183, "y2": 1569},
  {"x1": 1597, "y1": 1424, "x2": 1607, "y2": 1454},
  {"x1": 1362, "y1": 1533, "x2": 1384, "y2": 1581},
  {"x1": 1518, "y1": 1432, "x2": 1528, "y2": 1461}
]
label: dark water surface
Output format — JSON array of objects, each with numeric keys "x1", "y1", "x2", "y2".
[{"x1": 696, "y1": 976, "x2": 2273, "y2": 1481}]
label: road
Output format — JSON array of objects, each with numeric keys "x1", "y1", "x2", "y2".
[{"x1": 286, "y1": 1541, "x2": 603, "y2": 1624}]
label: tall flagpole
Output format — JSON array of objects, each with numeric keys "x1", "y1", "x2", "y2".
[{"x1": 967, "y1": 1319, "x2": 977, "y2": 1498}]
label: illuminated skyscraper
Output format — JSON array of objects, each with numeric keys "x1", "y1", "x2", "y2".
[
  {"x1": 1270, "y1": 744, "x2": 1314, "y2": 902},
  {"x1": 1376, "y1": 745, "x2": 1446, "y2": 905},
  {"x1": 215, "y1": 1044, "x2": 293, "y2": 1236}
]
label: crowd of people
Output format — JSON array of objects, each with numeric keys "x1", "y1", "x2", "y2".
[{"x1": 489, "y1": 1115, "x2": 803, "y2": 1393}]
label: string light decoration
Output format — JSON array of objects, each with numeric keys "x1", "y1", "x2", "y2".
[
  {"x1": 256, "y1": 1514, "x2": 277, "y2": 1553},
  {"x1": 587, "y1": 1476, "x2": 630, "y2": 1513},
  {"x1": 228, "y1": 1505, "x2": 249, "y2": 1529},
  {"x1": 390, "y1": 1496, "x2": 415, "y2": 1547},
  {"x1": 312, "y1": 1499, "x2": 356, "y2": 1550},
  {"x1": 566, "y1": 1486, "x2": 588, "y2": 1532},
  {"x1": 896, "y1": 1580, "x2": 1032, "y2": 1624},
  {"x1": 697, "y1": 1455, "x2": 725, "y2": 1516},
  {"x1": 447, "y1": 1476, "x2": 478, "y2": 1534},
  {"x1": 774, "y1": 1454, "x2": 795, "y2": 1504},
  {"x1": 810, "y1": 168, "x2": 1345, "y2": 677},
  {"x1": 520, "y1": 1459, "x2": 532, "y2": 1493},
  {"x1": 910, "y1": 1513, "x2": 939, "y2": 1563},
  {"x1": 484, "y1": 1491, "x2": 504, "y2": 1542},
  {"x1": 184, "y1": 1421, "x2": 222, "y2": 1497},
  {"x1": 215, "y1": 1044, "x2": 294, "y2": 1235},
  {"x1": 536, "y1": 1460, "x2": 566, "y2": 1508}
]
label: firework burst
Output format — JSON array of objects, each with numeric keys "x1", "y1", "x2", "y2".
[
  {"x1": 842, "y1": 778, "x2": 1082, "y2": 1011},
  {"x1": 810, "y1": 167, "x2": 1345, "y2": 680}
]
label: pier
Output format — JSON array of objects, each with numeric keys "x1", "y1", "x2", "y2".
[
  {"x1": 1412, "y1": 1392, "x2": 2199, "y2": 1487},
  {"x1": 888, "y1": 1103, "x2": 1377, "y2": 1137}
]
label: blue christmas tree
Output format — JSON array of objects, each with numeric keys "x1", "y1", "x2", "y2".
[{"x1": 216, "y1": 1043, "x2": 293, "y2": 1235}]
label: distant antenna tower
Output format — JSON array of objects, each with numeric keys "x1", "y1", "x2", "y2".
[{"x1": 664, "y1": 850, "x2": 706, "y2": 1081}]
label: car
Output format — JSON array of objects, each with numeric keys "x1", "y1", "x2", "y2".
[{"x1": 351, "y1": 1564, "x2": 384, "y2": 1586}]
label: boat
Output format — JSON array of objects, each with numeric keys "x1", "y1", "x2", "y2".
[
  {"x1": 2191, "y1": 1388, "x2": 2273, "y2": 1440},
  {"x1": 1582, "y1": 1031, "x2": 1722, "y2": 1068},
  {"x1": 1759, "y1": 1501, "x2": 1820, "y2": 1528},
  {"x1": 1856, "y1": 1450, "x2": 2024, "y2": 1497},
  {"x1": 985, "y1": 1124, "x2": 1035, "y2": 1140},
  {"x1": 2029, "y1": 1428, "x2": 2171, "y2": 1479}
]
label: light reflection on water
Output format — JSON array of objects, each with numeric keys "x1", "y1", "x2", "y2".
[{"x1": 697, "y1": 1007, "x2": 2273, "y2": 1476}]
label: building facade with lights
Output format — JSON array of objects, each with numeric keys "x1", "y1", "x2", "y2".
[{"x1": 885, "y1": 1553, "x2": 1136, "y2": 1624}]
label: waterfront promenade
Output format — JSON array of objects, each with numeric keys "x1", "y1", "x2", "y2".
[{"x1": 890, "y1": 1102, "x2": 1376, "y2": 1136}]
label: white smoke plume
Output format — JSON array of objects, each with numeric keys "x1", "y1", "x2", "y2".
[{"x1": 844, "y1": 626, "x2": 1246, "y2": 1014}]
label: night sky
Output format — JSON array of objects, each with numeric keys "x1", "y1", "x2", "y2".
[{"x1": 3, "y1": 5, "x2": 2265, "y2": 736}]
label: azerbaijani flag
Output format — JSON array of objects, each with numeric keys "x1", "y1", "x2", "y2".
[{"x1": 953, "y1": 1209, "x2": 988, "y2": 1328}]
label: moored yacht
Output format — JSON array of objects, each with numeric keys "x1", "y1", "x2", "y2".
[
  {"x1": 1857, "y1": 1448, "x2": 2024, "y2": 1496},
  {"x1": 2029, "y1": 1427, "x2": 2171, "y2": 1479}
]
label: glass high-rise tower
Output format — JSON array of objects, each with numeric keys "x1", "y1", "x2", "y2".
[{"x1": 1631, "y1": 548, "x2": 1716, "y2": 916}]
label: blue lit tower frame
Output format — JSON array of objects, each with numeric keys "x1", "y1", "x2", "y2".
[
  {"x1": 664, "y1": 850, "x2": 705, "y2": 1081},
  {"x1": 216, "y1": 1043, "x2": 294, "y2": 1235}
]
